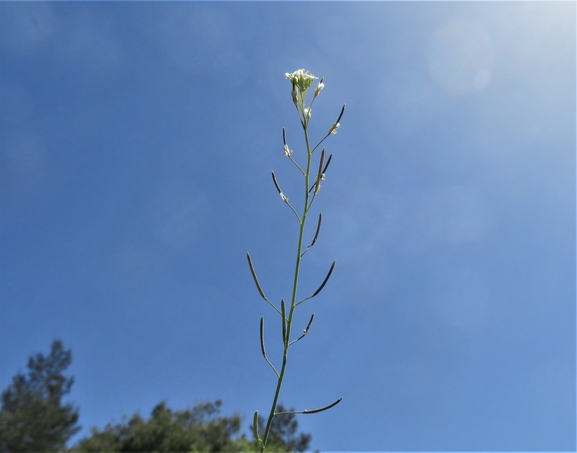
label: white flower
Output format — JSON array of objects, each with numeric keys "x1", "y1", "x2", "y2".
[
  {"x1": 304, "y1": 107, "x2": 312, "y2": 119},
  {"x1": 283, "y1": 144, "x2": 292, "y2": 157},
  {"x1": 314, "y1": 81, "x2": 324, "y2": 97},
  {"x1": 329, "y1": 122, "x2": 340, "y2": 135},
  {"x1": 285, "y1": 69, "x2": 317, "y2": 92}
]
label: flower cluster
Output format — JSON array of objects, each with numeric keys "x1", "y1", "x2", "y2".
[
  {"x1": 285, "y1": 69, "x2": 326, "y2": 124},
  {"x1": 285, "y1": 68, "x2": 317, "y2": 93}
]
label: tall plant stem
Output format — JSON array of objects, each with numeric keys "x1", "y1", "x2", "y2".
[{"x1": 260, "y1": 120, "x2": 313, "y2": 451}]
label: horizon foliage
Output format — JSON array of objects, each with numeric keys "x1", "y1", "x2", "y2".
[{"x1": 0, "y1": 341, "x2": 312, "y2": 453}]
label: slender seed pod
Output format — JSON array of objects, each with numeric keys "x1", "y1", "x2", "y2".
[
  {"x1": 322, "y1": 154, "x2": 333, "y2": 174},
  {"x1": 312, "y1": 260, "x2": 336, "y2": 298},
  {"x1": 253, "y1": 411, "x2": 260, "y2": 442},
  {"x1": 260, "y1": 316, "x2": 279, "y2": 377},
  {"x1": 310, "y1": 212, "x2": 322, "y2": 248},
  {"x1": 247, "y1": 252, "x2": 282, "y2": 315},
  {"x1": 314, "y1": 149, "x2": 325, "y2": 194},
  {"x1": 275, "y1": 397, "x2": 343, "y2": 415},
  {"x1": 271, "y1": 171, "x2": 288, "y2": 202},
  {"x1": 281, "y1": 299, "x2": 287, "y2": 344},
  {"x1": 271, "y1": 171, "x2": 282, "y2": 194},
  {"x1": 302, "y1": 397, "x2": 343, "y2": 414},
  {"x1": 303, "y1": 313, "x2": 315, "y2": 335},
  {"x1": 259, "y1": 317, "x2": 266, "y2": 358},
  {"x1": 336, "y1": 104, "x2": 346, "y2": 124},
  {"x1": 247, "y1": 252, "x2": 268, "y2": 302}
]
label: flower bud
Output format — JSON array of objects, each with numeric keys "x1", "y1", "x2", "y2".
[{"x1": 314, "y1": 78, "x2": 325, "y2": 97}]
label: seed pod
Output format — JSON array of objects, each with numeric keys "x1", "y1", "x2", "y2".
[
  {"x1": 312, "y1": 260, "x2": 336, "y2": 298},
  {"x1": 253, "y1": 411, "x2": 260, "y2": 442}
]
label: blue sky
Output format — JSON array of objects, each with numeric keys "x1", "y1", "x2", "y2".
[{"x1": 0, "y1": 2, "x2": 575, "y2": 451}]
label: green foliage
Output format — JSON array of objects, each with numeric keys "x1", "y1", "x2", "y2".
[
  {"x1": 0, "y1": 339, "x2": 80, "y2": 453},
  {"x1": 73, "y1": 400, "x2": 242, "y2": 453},
  {"x1": 73, "y1": 400, "x2": 310, "y2": 453},
  {"x1": 1, "y1": 344, "x2": 312, "y2": 453}
]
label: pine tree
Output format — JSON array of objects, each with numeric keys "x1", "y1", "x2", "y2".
[{"x1": 0, "y1": 340, "x2": 80, "y2": 453}]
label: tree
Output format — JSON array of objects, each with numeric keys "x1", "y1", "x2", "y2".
[
  {"x1": 73, "y1": 401, "x2": 311, "y2": 453},
  {"x1": 0, "y1": 339, "x2": 80, "y2": 453},
  {"x1": 73, "y1": 400, "x2": 244, "y2": 453}
]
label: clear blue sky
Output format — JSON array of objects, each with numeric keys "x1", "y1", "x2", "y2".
[{"x1": 0, "y1": 2, "x2": 575, "y2": 451}]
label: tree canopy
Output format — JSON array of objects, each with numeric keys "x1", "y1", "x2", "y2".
[
  {"x1": 0, "y1": 339, "x2": 80, "y2": 453},
  {"x1": 73, "y1": 400, "x2": 311, "y2": 453},
  {"x1": 73, "y1": 400, "x2": 244, "y2": 453},
  {"x1": 0, "y1": 341, "x2": 313, "y2": 452}
]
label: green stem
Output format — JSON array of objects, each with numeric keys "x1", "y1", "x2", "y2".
[{"x1": 260, "y1": 117, "x2": 312, "y2": 452}]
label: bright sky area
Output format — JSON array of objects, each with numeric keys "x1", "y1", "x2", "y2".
[{"x1": 0, "y1": 2, "x2": 575, "y2": 451}]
